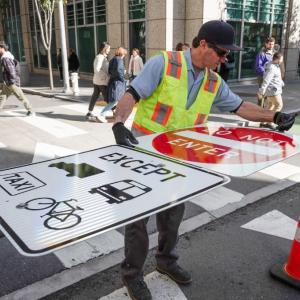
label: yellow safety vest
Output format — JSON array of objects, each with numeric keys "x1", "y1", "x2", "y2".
[{"x1": 132, "y1": 51, "x2": 222, "y2": 135}]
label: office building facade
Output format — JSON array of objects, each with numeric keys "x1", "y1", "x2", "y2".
[{"x1": 1, "y1": 0, "x2": 299, "y2": 81}]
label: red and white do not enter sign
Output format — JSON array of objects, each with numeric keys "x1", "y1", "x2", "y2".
[{"x1": 137, "y1": 125, "x2": 300, "y2": 177}]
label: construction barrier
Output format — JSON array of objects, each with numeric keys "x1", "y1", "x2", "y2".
[{"x1": 270, "y1": 218, "x2": 300, "y2": 289}]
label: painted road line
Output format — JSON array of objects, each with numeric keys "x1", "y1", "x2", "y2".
[
  {"x1": 99, "y1": 271, "x2": 188, "y2": 300},
  {"x1": 5, "y1": 110, "x2": 87, "y2": 138},
  {"x1": 32, "y1": 143, "x2": 77, "y2": 163},
  {"x1": 55, "y1": 230, "x2": 124, "y2": 268},
  {"x1": 62, "y1": 103, "x2": 136, "y2": 128},
  {"x1": 0, "y1": 143, "x2": 6, "y2": 148},
  {"x1": 189, "y1": 186, "x2": 244, "y2": 211},
  {"x1": 241, "y1": 210, "x2": 297, "y2": 240},
  {"x1": 61, "y1": 103, "x2": 103, "y2": 115},
  {"x1": 174, "y1": 130, "x2": 282, "y2": 156},
  {"x1": 258, "y1": 162, "x2": 300, "y2": 179}
]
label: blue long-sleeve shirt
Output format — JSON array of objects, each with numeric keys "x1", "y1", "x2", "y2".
[{"x1": 255, "y1": 50, "x2": 273, "y2": 76}]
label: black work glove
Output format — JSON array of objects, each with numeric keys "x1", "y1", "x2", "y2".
[
  {"x1": 273, "y1": 112, "x2": 297, "y2": 132},
  {"x1": 112, "y1": 122, "x2": 139, "y2": 147}
]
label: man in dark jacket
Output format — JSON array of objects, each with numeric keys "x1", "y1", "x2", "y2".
[
  {"x1": 68, "y1": 48, "x2": 80, "y2": 73},
  {"x1": 0, "y1": 41, "x2": 34, "y2": 116},
  {"x1": 255, "y1": 37, "x2": 275, "y2": 106}
]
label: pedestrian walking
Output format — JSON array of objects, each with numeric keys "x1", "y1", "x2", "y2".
[
  {"x1": 68, "y1": 48, "x2": 80, "y2": 73},
  {"x1": 86, "y1": 42, "x2": 111, "y2": 122},
  {"x1": 128, "y1": 48, "x2": 144, "y2": 81},
  {"x1": 111, "y1": 20, "x2": 296, "y2": 300},
  {"x1": 255, "y1": 37, "x2": 275, "y2": 106},
  {"x1": 258, "y1": 52, "x2": 285, "y2": 129},
  {"x1": 57, "y1": 48, "x2": 63, "y2": 81},
  {"x1": 0, "y1": 41, "x2": 34, "y2": 116},
  {"x1": 97, "y1": 47, "x2": 127, "y2": 123}
]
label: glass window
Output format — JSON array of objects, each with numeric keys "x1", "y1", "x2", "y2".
[
  {"x1": 226, "y1": 0, "x2": 243, "y2": 20},
  {"x1": 273, "y1": 0, "x2": 285, "y2": 23},
  {"x1": 129, "y1": 21, "x2": 146, "y2": 61},
  {"x1": 85, "y1": 0, "x2": 94, "y2": 24},
  {"x1": 77, "y1": 27, "x2": 94, "y2": 73},
  {"x1": 227, "y1": 21, "x2": 241, "y2": 80},
  {"x1": 68, "y1": 28, "x2": 76, "y2": 50},
  {"x1": 67, "y1": 4, "x2": 75, "y2": 27},
  {"x1": 129, "y1": 0, "x2": 146, "y2": 20},
  {"x1": 259, "y1": 0, "x2": 272, "y2": 22},
  {"x1": 4, "y1": 0, "x2": 24, "y2": 61},
  {"x1": 95, "y1": 0, "x2": 106, "y2": 23},
  {"x1": 76, "y1": 2, "x2": 84, "y2": 25},
  {"x1": 244, "y1": 0, "x2": 258, "y2": 21},
  {"x1": 96, "y1": 25, "x2": 107, "y2": 49},
  {"x1": 241, "y1": 23, "x2": 270, "y2": 78}
]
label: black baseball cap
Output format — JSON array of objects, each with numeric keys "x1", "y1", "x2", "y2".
[{"x1": 197, "y1": 20, "x2": 242, "y2": 51}]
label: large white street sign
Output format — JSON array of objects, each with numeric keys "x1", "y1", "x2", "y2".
[
  {"x1": 0, "y1": 145, "x2": 228, "y2": 256},
  {"x1": 136, "y1": 124, "x2": 300, "y2": 177}
]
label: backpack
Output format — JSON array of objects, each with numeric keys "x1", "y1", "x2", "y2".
[{"x1": 13, "y1": 58, "x2": 20, "y2": 76}]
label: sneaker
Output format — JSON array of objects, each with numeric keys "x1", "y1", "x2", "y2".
[
  {"x1": 103, "y1": 110, "x2": 114, "y2": 118},
  {"x1": 86, "y1": 113, "x2": 98, "y2": 122},
  {"x1": 97, "y1": 114, "x2": 107, "y2": 123},
  {"x1": 26, "y1": 111, "x2": 35, "y2": 117},
  {"x1": 156, "y1": 264, "x2": 192, "y2": 284},
  {"x1": 122, "y1": 277, "x2": 152, "y2": 300}
]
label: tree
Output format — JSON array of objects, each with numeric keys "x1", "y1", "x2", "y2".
[
  {"x1": 33, "y1": 0, "x2": 56, "y2": 89},
  {"x1": 33, "y1": 0, "x2": 68, "y2": 90}
]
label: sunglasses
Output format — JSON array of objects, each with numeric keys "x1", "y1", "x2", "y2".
[{"x1": 207, "y1": 43, "x2": 230, "y2": 58}]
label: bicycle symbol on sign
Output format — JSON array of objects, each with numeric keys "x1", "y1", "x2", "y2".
[{"x1": 16, "y1": 198, "x2": 84, "y2": 230}]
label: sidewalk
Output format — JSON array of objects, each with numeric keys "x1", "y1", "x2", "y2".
[
  {"x1": 23, "y1": 73, "x2": 300, "y2": 113},
  {"x1": 22, "y1": 73, "x2": 93, "y2": 103}
]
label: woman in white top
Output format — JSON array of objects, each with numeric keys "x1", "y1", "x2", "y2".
[
  {"x1": 86, "y1": 42, "x2": 110, "y2": 122},
  {"x1": 128, "y1": 48, "x2": 144, "y2": 80},
  {"x1": 257, "y1": 52, "x2": 284, "y2": 129}
]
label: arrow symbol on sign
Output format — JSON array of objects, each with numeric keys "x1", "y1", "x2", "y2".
[
  {"x1": 241, "y1": 210, "x2": 297, "y2": 240},
  {"x1": 32, "y1": 143, "x2": 77, "y2": 163}
]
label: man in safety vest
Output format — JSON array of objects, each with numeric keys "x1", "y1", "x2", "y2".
[{"x1": 111, "y1": 20, "x2": 296, "y2": 300}]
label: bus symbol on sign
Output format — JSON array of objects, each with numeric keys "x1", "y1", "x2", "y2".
[{"x1": 90, "y1": 180, "x2": 152, "y2": 204}]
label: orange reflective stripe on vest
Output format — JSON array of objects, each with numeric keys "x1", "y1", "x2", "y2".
[
  {"x1": 132, "y1": 121, "x2": 154, "y2": 135},
  {"x1": 194, "y1": 113, "x2": 207, "y2": 125},
  {"x1": 166, "y1": 51, "x2": 182, "y2": 79},
  {"x1": 204, "y1": 70, "x2": 218, "y2": 93},
  {"x1": 151, "y1": 102, "x2": 173, "y2": 126}
]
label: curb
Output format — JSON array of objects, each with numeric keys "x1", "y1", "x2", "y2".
[
  {"x1": 23, "y1": 88, "x2": 85, "y2": 103},
  {"x1": 2, "y1": 174, "x2": 300, "y2": 300}
]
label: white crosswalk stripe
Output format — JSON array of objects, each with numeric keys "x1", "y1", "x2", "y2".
[
  {"x1": 241, "y1": 210, "x2": 297, "y2": 240},
  {"x1": 61, "y1": 103, "x2": 136, "y2": 128},
  {"x1": 0, "y1": 143, "x2": 6, "y2": 148},
  {"x1": 55, "y1": 230, "x2": 124, "y2": 268},
  {"x1": 258, "y1": 162, "x2": 300, "y2": 179},
  {"x1": 190, "y1": 186, "x2": 244, "y2": 211},
  {"x1": 99, "y1": 271, "x2": 188, "y2": 300},
  {"x1": 32, "y1": 142, "x2": 77, "y2": 163},
  {"x1": 5, "y1": 110, "x2": 87, "y2": 138}
]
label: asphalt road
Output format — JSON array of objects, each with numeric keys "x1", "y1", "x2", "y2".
[
  {"x1": 1, "y1": 93, "x2": 300, "y2": 300},
  {"x1": 42, "y1": 183, "x2": 300, "y2": 300}
]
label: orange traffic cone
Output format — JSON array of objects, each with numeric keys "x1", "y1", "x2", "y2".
[{"x1": 270, "y1": 218, "x2": 300, "y2": 289}]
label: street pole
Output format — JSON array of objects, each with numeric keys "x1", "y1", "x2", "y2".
[{"x1": 57, "y1": 0, "x2": 71, "y2": 93}]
